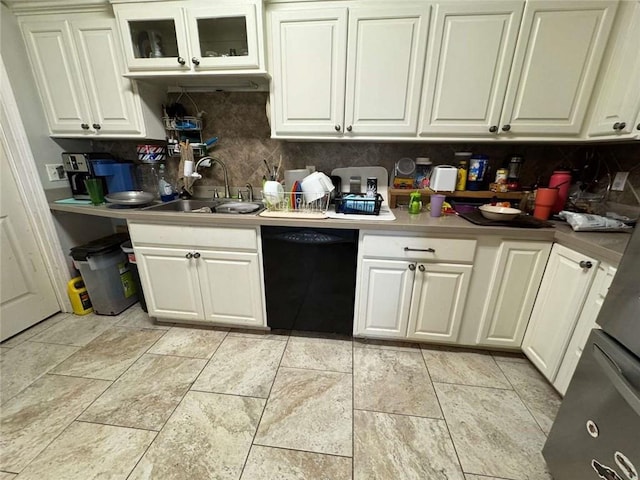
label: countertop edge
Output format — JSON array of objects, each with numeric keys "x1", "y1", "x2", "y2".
[{"x1": 50, "y1": 202, "x2": 632, "y2": 263}]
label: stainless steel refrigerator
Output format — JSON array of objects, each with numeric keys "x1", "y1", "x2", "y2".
[{"x1": 543, "y1": 226, "x2": 640, "y2": 480}]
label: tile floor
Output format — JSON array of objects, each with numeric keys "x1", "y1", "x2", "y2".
[{"x1": 0, "y1": 306, "x2": 562, "y2": 479}]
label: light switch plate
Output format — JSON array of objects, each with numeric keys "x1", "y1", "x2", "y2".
[
  {"x1": 45, "y1": 164, "x2": 66, "y2": 182},
  {"x1": 612, "y1": 171, "x2": 629, "y2": 191}
]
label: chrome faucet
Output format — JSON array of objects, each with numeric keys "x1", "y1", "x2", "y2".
[
  {"x1": 245, "y1": 183, "x2": 254, "y2": 202},
  {"x1": 203, "y1": 157, "x2": 230, "y2": 199}
]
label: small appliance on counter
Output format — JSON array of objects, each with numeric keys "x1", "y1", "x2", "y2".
[
  {"x1": 392, "y1": 157, "x2": 416, "y2": 188},
  {"x1": 62, "y1": 153, "x2": 137, "y2": 199},
  {"x1": 429, "y1": 165, "x2": 458, "y2": 192}
]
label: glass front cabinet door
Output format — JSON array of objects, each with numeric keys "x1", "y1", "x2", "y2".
[{"x1": 114, "y1": 2, "x2": 261, "y2": 72}]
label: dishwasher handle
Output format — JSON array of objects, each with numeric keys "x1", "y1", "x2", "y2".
[{"x1": 404, "y1": 247, "x2": 435, "y2": 253}]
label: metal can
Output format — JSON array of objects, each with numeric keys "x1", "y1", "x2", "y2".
[
  {"x1": 495, "y1": 168, "x2": 508, "y2": 184},
  {"x1": 366, "y1": 177, "x2": 377, "y2": 197}
]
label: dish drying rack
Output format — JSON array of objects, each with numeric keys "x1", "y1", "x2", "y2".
[{"x1": 259, "y1": 192, "x2": 331, "y2": 219}]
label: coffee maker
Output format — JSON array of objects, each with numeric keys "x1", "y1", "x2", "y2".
[{"x1": 62, "y1": 153, "x2": 136, "y2": 199}]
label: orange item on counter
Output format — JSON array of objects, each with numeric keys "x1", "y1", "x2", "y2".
[{"x1": 534, "y1": 187, "x2": 559, "y2": 220}]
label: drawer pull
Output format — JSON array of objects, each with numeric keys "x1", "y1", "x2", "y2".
[
  {"x1": 408, "y1": 263, "x2": 416, "y2": 271},
  {"x1": 418, "y1": 264, "x2": 425, "y2": 272},
  {"x1": 404, "y1": 247, "x2": 435, "y2": 253}
]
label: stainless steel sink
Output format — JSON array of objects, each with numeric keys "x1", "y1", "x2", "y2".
[{"x1": 142, "y1": 199, "x2": 263, "y2": 215}]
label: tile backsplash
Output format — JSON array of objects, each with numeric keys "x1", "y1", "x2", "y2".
[{"x1": 93, "y1": 92, "x2": 640, "y2": 206}]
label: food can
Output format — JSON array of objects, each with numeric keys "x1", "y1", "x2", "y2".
[
  {"x1": 495, "y1": 168, "x2": 508, "y2": 184},
  {"x1": 366, "y1": 177, "x2": 377, "y2": 197}
]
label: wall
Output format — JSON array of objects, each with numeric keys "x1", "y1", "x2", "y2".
[
  {"x1": 1, "y1": 4, "x2": 89, "y2": 191},
  {"x1": 96, "y1": 91, "x2": 640, "y2": 211}
]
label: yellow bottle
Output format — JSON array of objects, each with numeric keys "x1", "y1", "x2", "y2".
[
  {"x1": 67, "y1": 276, "x2": 93, "y2": 315},
  {"x1": 456, "y1": 160, "x2": 468, "y2": 191}
]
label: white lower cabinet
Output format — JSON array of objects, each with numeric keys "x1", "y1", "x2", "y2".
[
  {"x1": 553, "y1": 263, "x2": 617, "y2": 395},
  {"x1": 476, "y1": 241, "x2": 551, "y2": 348},
  {"x1": 406, "y1": 263, "x2": 472, "y2": 343},
  {"x1": 522, "y1": 244, "x2": 599, "y2": 382},
  {"x1": 130, "y1": 223, "x2": 265, "y2": 328},
  {"x1": 354, "y1": 232, "x2": 475, "y2": 343}
]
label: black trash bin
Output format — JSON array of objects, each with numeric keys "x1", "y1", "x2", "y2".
[{"x1": 121, "y1": 240, "x2": 147, "y2": 313}]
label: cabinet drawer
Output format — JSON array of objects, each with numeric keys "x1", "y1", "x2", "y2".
[
  {"x1": 129, "y1": 223, "x2": 258, "y2": 251},
  {"x1": 361, "y1": 234, "x2": 476, "y2": 263}
]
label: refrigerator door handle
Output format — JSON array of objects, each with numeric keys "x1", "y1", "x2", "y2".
[{"x1": 593, "y1": 343, "x2": 640, "y2": 416}]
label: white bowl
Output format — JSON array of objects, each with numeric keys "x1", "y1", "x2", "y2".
[{"x1": 479, "y1": 204, "x2": 522, "y2": 221}]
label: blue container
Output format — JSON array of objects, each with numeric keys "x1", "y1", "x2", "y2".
[{"x1": 467, "y1": 155, "x2": 489, "y2": 191}]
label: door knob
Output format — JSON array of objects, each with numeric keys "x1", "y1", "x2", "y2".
[
  {"x1": 346, "y1": 125, "x2": 352, "y2": 132},
  {"x1": 335, "y1": 125, "x2": 341, "y2": 131},
  {"x1": 408, "y1": 264, "x2": 416, "y2": 271},
  {"x1": 489, "y1": 125, "x2": 498, "y2": 133},
  {"x1": 185, "y1": 252, "x2": 193, "y2": 259},
  {"x1": 193, "y1": 252, "x2": 201, "y2": 259},
  {"x1": 613, "y1": 122, "x2": 621, "y2": 130},
  {"x1": 81, "y1": 123, "x2": 89, "y2": 130},
  {"x1": 618, "y1": 122, "x2": 626, "y2": 130},
  {"x1": 92, "y1": 123, "x2": 101, "y2": 130},
  {"x1": 418, "y1": 264, "x2": 425, "y2": 272},
  {"x1": 501, "y1": 124, "x2": 511, "y2": 132},
  {"x1": 177, "y1": 57, "x2": 186, "y2": 65},
  {"x1": 579, "y1": 260, "x2": 593, "y2": 269},
  {"x1": 192, "y1": 57, "x2": 200, "y2": 66}
]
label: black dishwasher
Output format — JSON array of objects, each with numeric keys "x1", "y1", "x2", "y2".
[{"x1": 261, "y1": 226, "x2": 358, "y2": 335}]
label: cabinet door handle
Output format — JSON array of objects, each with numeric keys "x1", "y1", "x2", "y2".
[
  {"x1": 501, "y1": 124, "x2": 511, "y2": 132},
  {"x1": 334, "y1": 125, "x2": 341, "y2": 131},
  {"x1": 193, "y1": 252, "x2": 201, "y2": 259},
  {"x1": 177, "y1": 56, "x2": 186, "y2": 65},
  {"x1": 418, "y1": 264, "x2": 425, "y2": 272},
  {"x1": 81, "y1": 123, "x2": 89, "y2": 130},
  {"x1": 618, "y1": 122, "x2": 626, "y2": 130},
  {"x1": 636, "y1": 123, "x2": 640, "y2": 131},
  {"x1": 92, "y1": 123, "x2": 101, "y2": 130},
  {"x1": 404, "y1": 247, "x2": 435, "y2": 253},
  {"x1": 579, "y1": 260, "x2": 593, "y2": 269},
  {"x1": 185, "y1": 252, "x2": 193, "y2": 259},
  {"x1": 192, "y1": 57, "x2": 200, "y2": 66},
  {"x1": 408, "y1": 263, "x2": 416, "y2": 271},
  {"x1": 346, "y1": 125, "x2": 352, "y2": 132},
  {"x1": 489, "y1": 125, "x2": 498, "y2": 133}
]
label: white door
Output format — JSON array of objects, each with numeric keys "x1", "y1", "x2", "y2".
[
  {"x1": 588, "y1": 1, "x2": 640, "y2": 138},
  {"x1": 185, "y1": 4, "x2": 260, "y2": 70},
  {"x1": 355, "y1": 259, "x2": 414, "y2": 338},
  {"x1": 522, "y1": 244, "x2": 598, "y2": 381},
  {"x1": 499, "y1": 0, "x2": 618, "y2": 136},
  {"x1": 406, "y1": 263, "x2": 471, "y2": 343},
  {"x1": 72, "y1": 18, "x2": 142, "y2": 136},
  {"x1": 198, "y1": 250, "x2": 264, "y2": 327},
  {"x1": 344, "y1": 5, "x2": 430, "y2": 136},
  {"x1": 269, "y1": 8, "x2": 348, "y2": 135},
  {"x1": 0, "y1": 142, "x2": 59, "y2": 341},
  {"x1": 477, "y1": 241, "x2": 551, "y2": 348},
  {"x1": 134, "y1": 246, "x2": 204, "y2": 321},
  {"x1": 418, "y1": 1, "x2": 524, "y2": 136},
  {"x1": 554, "y1": 264, "x2": 616, "y2": 395},
  {"x1": 115, "y1": 5, "x2": 190, "y2": 71},
  {"x1": 20, "y1": 19, "x2": 92, "y2": 135}
]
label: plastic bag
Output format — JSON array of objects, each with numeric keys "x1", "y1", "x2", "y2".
[{"x1": 559, "y1": 211, "x2": 632, "y2": 232}]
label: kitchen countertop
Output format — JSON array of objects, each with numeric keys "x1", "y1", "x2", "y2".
[{"x1": 49, "y1": 200, "x2": 631, "y2": 265}]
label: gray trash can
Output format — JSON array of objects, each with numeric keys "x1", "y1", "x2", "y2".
[{"x1": 70, "y1": 233, "x2": 138, "y2": 315}]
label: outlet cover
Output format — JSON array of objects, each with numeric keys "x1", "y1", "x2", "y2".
[
  {"x1": 45, "y1": 164, "x2": 66, "y2": 182},
  {"x1": 612, "y1": 171, "x2": 629, "y2": 191}
]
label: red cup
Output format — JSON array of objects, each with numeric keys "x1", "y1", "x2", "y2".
[
  {"x1": 533, "y1": 187, "x2": 559, "y2": 220},
  {"x1": 549, "y1": 170, "x2": 571, "y2": 213}
]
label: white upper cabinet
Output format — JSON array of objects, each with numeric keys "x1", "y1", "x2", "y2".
[
  {"x1": 268, "y1": 2, "x2": 430, "y2": 138},
  {"x1": 587, "y1": 0, "x2": 640, "y2": 139},
  {"x1": 20, "y1": 13, "x2": 162, "y2": 138},
  {"x1": 343, "y1": 6, "x2": 430, "y2": 136},
  {"x1": 498, "y1": 0, "x2": 618, "y2": 137},
  {"x1": 269, "y1": 8, "x2": 348, "y2": 135},
  {"x1": 418, "y1": 1, "x2": 524, "y2": 136},
  {"x1": 113, "y1": 0, "x2": 264, "y2": 73},
  {"x1": 21, "y1": 19, "x2": 91, "y2": 135}
]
